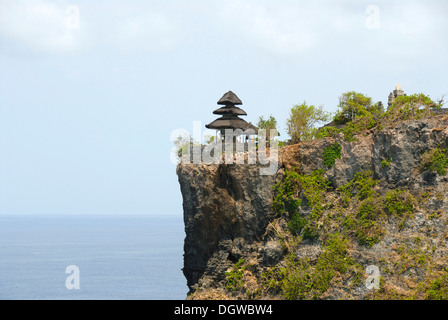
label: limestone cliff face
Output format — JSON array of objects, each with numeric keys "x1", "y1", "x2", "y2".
[
  {"x1": 177, "y1": 115, "x2": 448, "y2": 300},
  {"x1": 177, "y1": 164, "x2": 280, "y2": 292}
]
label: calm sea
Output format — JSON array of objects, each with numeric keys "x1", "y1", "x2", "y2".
[{"x1": 0, "y1": 214, "x2": 188, "y2": 300}]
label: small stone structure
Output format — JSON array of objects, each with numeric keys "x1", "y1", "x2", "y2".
[
  {"x1": 388, "y1": 83, "x2": 406, "y2": 109},
  {"x1": 387, "y1": 83, "x2": 448, "y2": 115}
]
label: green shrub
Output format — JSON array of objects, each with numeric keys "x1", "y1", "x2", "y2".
[
  {"x1": 272, "y1": 255, "x2": 315, "y2": 300},
  {"x1": 272, "y1": 169, "x2": 302, "y2": 216},
  {"x1": 287, "y1": 213, "x2": 307, "y2": 235},
  {"x1": 340, "y1": 113, "x2": 376, "y2": 142},
  {"x1": 381, "y1": 93, "x2": 441, "y2": 128},
  {"x1": 345, "y1": 198, "x2": 386, "y2": 247},
  {"x1": 301, "y1": 224, "x2": 320, "y2": 241},
  {"x1": 353, "y1": 171, "x2": 378, "y2": 200},
  {"x1": 299, "y1": 170, "x2": 331, "y2": 209},
  {"x1": 323, "y1": 143, "x2": 342, "y2": 168},
  {"x1": 225, "y1": 259, "x2": 246, "y2": 291},
  {"x1": 420, "y1": 148, "x2": 448, "y2": 175},
  {"x1": 315, "y1": 126, "x2": 340, "y2": 139},
  {"x1": 337, "y1": 171, "x2": 379, "y2": 202},
  {"x1": 384, "y1": 190, "x2": 415, "y2": 218},
  {"x1": 317, "y1": 233, "x2": 357, "y2": 276},
  {"x1": 426, "y1": 274, "x2": 448, "y2": 300},
  {"x1": 299, "y1": 170, "x2": 331, "y2": 240},
  {"x1": 303, "y1": 233, "x2": 362, "y2": 296},
  {"x1": 381, "y1": 158, "x2": 392, "y2": 168},
  {"x1": 337, "y1": 171, "x2": 387, "y2": 246},
  {"x1": 263, "y1": 233, "x2": 362, "y2": 300},
  {"x1": 273, "y1": 169, "x2": 330, "y2": 240},
  {"x1": 384, "y1": 190, "x2": 415, "y2": 230}
]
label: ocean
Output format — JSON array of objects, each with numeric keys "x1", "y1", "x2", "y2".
[{"x1": 0, "y1": 214, "x2": 188, "y2": 300}]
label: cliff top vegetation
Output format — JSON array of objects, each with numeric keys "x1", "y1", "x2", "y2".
[{"x1": 267, "y1": 90, "x2": 445, "y2": 145}]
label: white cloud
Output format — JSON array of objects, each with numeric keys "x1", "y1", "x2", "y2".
[
  {"x1": 0, "y1": 0, "x2": 446, "y2": 62},
  {"x1": 0, "y1": 0, "x2": 182, "y2": 56},
  {"x1": 105, "y1": 7, "x2": 180, "y2": 54},
  {"x1": 384, "y1": 2, "x2": 445, "y2": 41},
  {"x1": 358, "y1": 1, "x2": 448, "y2": 66},
  {"x1": 214, "y1": 1, "x2": 320, "y2": 56},
  {"x1": 0, "y1": 0, "x2": 84, "y2": 55}
]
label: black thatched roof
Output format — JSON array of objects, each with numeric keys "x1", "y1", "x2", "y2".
[
  {"x1": 217, "y1": 91, "x2": 243, "y2": 106},
  {"x1": 206, "y1": 91, "x2": 257, "y2": 134},
  {"x1": 206, "y1": 115, "x2": 257, "y2": 132},
  {"x1": 213, "y1": 105, "x2": 247, "y2": 116}
]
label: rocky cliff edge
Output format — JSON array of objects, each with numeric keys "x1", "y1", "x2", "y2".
[{"x1": 177, "y1": 114, "x2": 448, "y2": 300}]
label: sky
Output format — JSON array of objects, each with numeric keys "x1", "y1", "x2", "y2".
[{"x1": 0, "y1": 0, "x2": 447, "y2": 216}]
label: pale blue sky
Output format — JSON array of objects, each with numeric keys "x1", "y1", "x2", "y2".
[{"x1": 0, "y1": 0, "x2": 447, "y2": 215}]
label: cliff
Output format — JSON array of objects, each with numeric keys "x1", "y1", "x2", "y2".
[{"x1": 177, "y1": 114, "x2": 448, "y2": 300}]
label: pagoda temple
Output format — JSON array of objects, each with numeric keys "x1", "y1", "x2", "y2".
[{"x1": 206, "y1": 91, "x2": 258, "y2": 140}]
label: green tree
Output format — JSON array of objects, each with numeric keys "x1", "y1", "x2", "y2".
[
  {"x1": 257, "y1": 115, "x2": 279, "y2": 142},
  {"x1": 173, "y1": 134, "x2": 199, "y2": 161},
  {"x1": 286, "y1": 102, "x2": 331, "y2": 143},
  {"x1": 334, "y1": 91, "x2": 378, "y2": 125}
]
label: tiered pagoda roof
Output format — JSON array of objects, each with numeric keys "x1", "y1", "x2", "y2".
[{"x1": 206, "y1": 91, "x2": 257, "y2": 133}]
